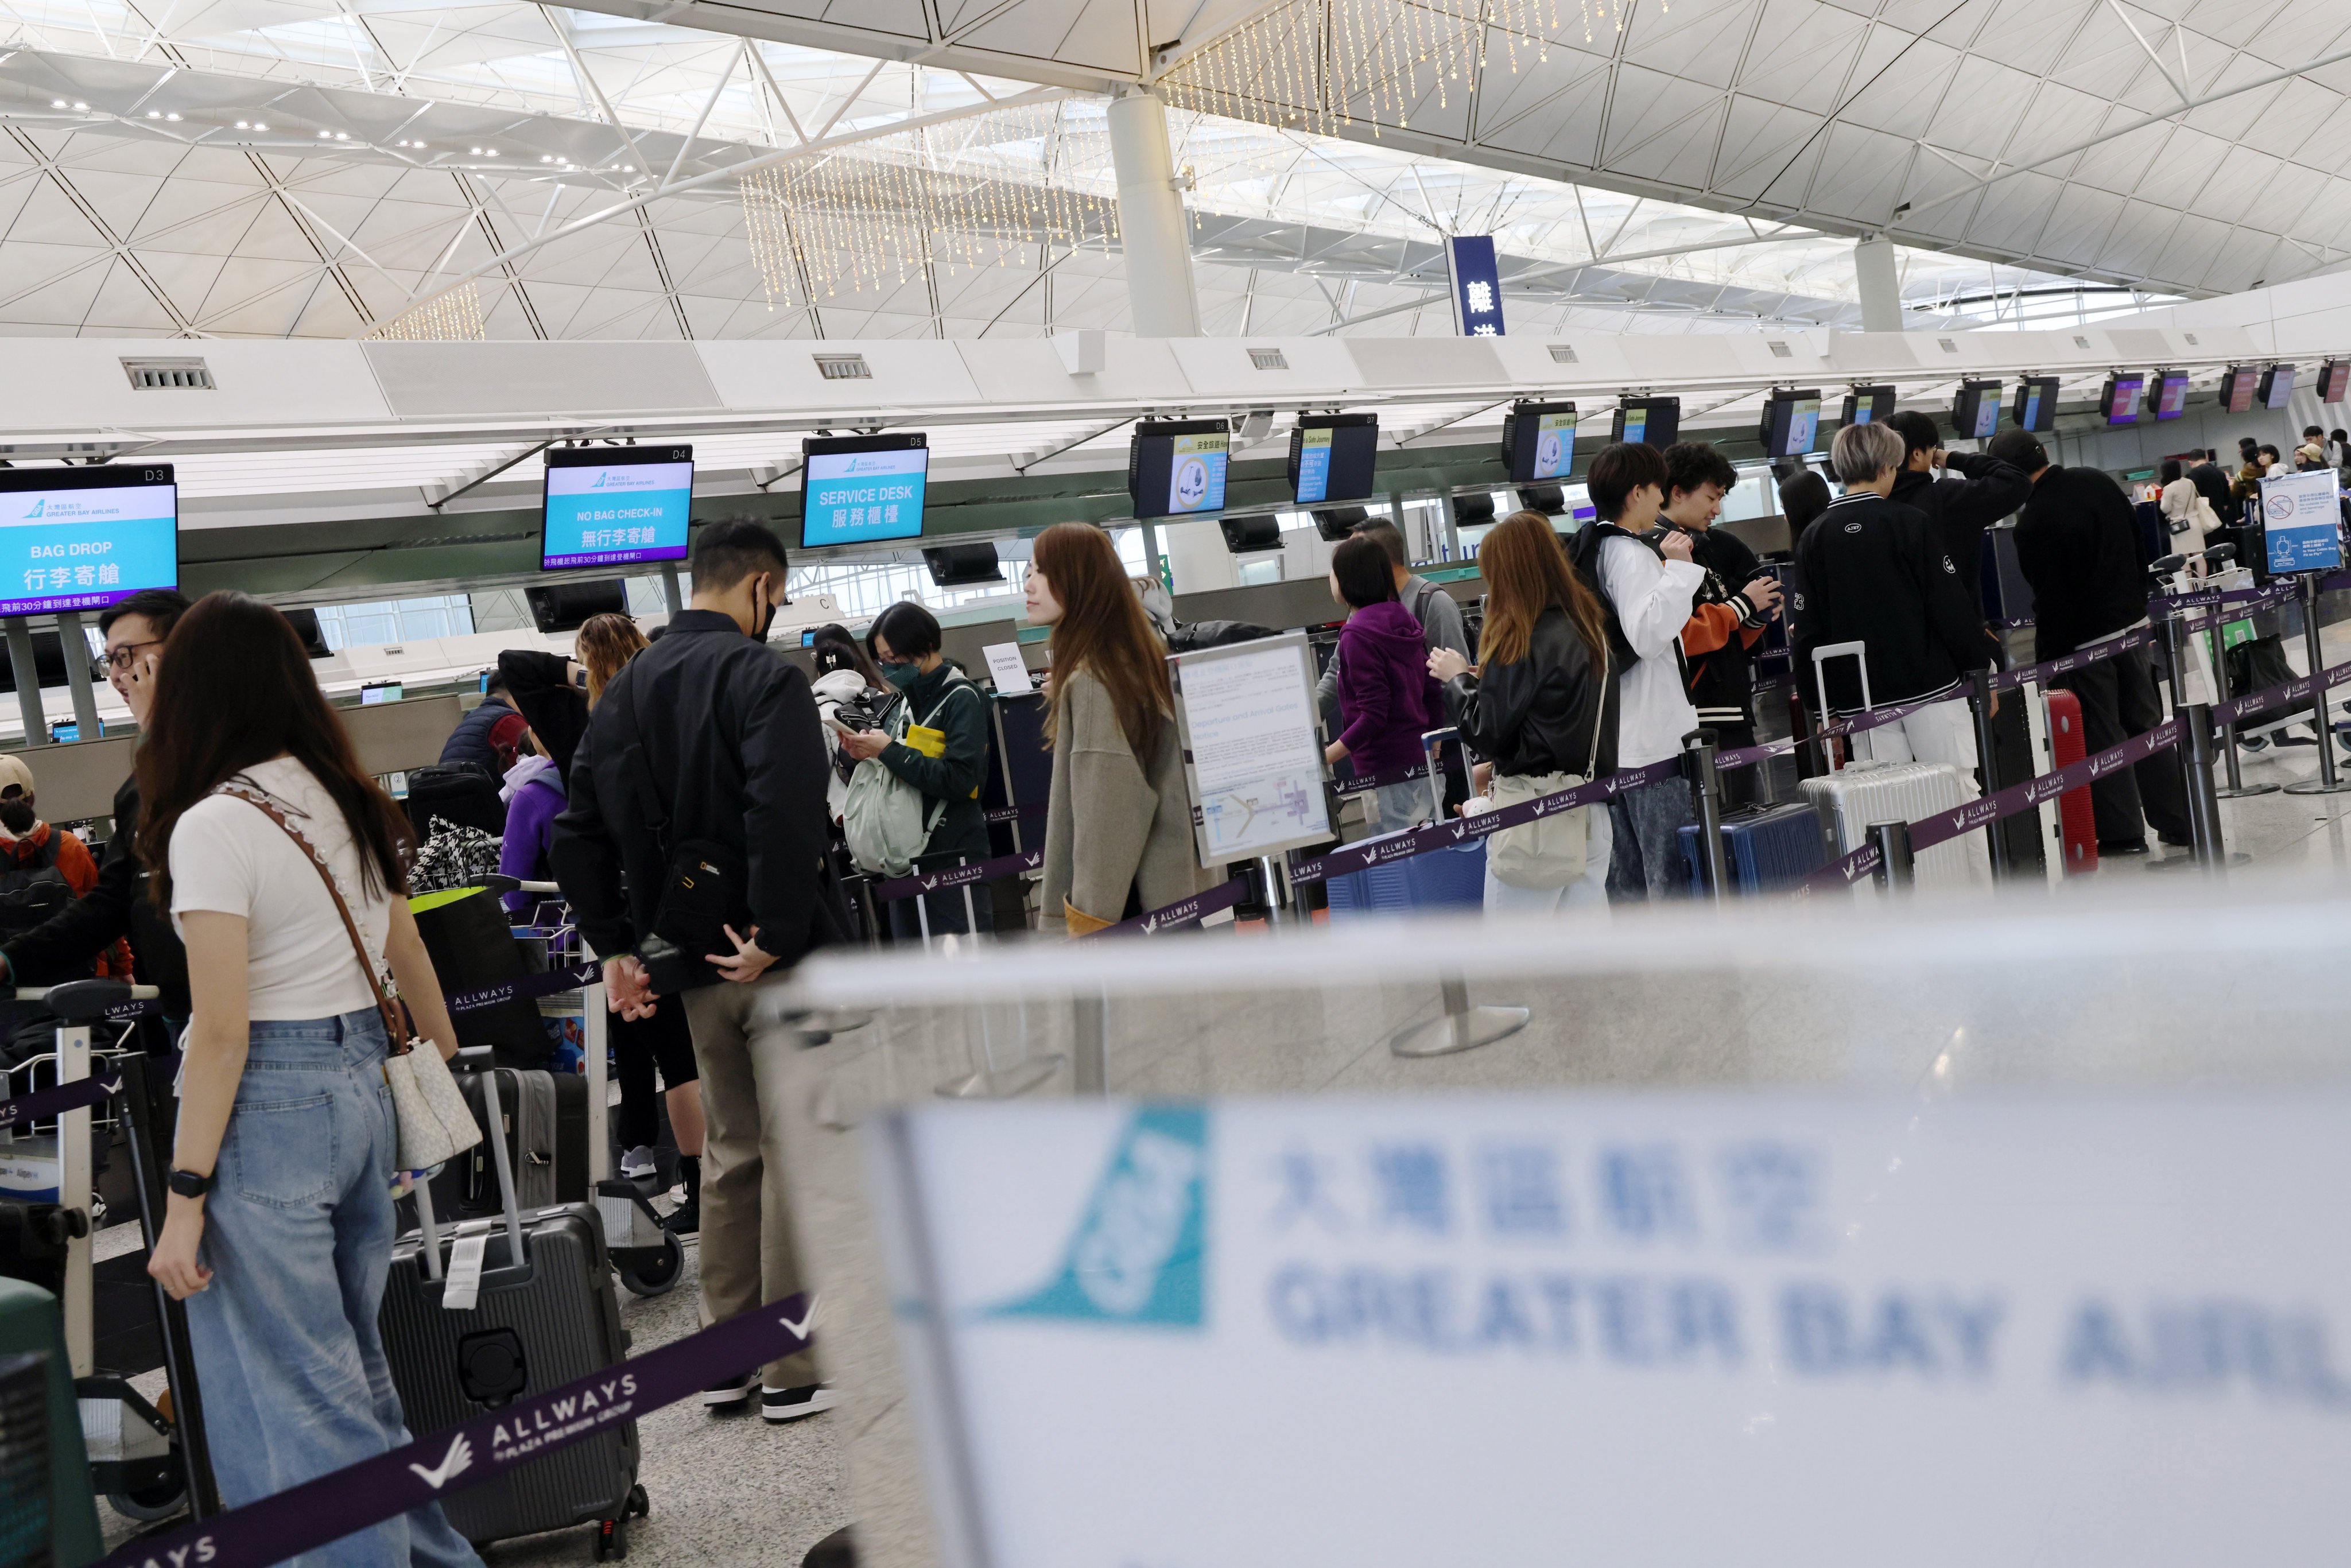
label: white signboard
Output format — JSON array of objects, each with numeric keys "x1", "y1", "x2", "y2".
[
  {"x1": 871, "y1": 1093, "x2": 2351, "y2": 1568},
  {"x1": 1168, "y1": 634, "x2": 1332, "y2": 867},
  {"x1": 2259, "y1": 467, "x2": 2345, "y2": 575},
  {"x1": 980, "y1": 641, "x2": 1033, "y2": 694}
]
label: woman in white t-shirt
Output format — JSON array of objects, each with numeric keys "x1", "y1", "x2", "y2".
[{"x1": 139, "y1": 592, "x2": 483, "y2": 1568}]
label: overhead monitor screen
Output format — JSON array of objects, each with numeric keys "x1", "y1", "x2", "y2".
[
  {"x1": 2323, "y1": 359, "x2": 2350, "y2": 404},
  {"x1": 800, "y1": 433, "x2": 929, "y2": 550},
  {"x1": 1289, "y1": 414, "x2": 1379, "y2": 506},
  {"x1": 2102, "y1": 376, "x2": 2143, "y2": 426},
  {"x1": 2151, "y1": 370, "x2": 2191, "y2": 421},
  {"x1": 1504, "y1": 401, "x2": 1577, "y2": 483},
  {"x1": 1611, "y1": 397, "x2": 1679, "y2": 450},
  {"x1": 1840, "y1": 385, "x2": 1896, "y2": 428},
  {"x1": 0, "y1": 464, "x2": 177, "y2": 617},
  {"x1": 1952, "y1": 381, "x2": 2003, "y2": 440},
  {"x1": 1759, "y1": 390, "x2": 1823, "y2": 459},
  {"x1": 542, "y1": 445, "x2": 692, "y2": 570},
  {"x1": 2221, "y1": 365, "x2": 2259, "y2": 414},
  {"x1": 2014, "y1": 376, "x2": 2061, "y2": 433},
  {"x1": 2259, "y1": 363, "x2": 2295, "y2": 410},
  {"x1": 1128, "y1": 420, "x2": 1231, "y2": 519}
]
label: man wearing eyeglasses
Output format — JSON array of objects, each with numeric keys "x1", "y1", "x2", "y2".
[{"x1": 0, "y1": 589, "x2": 192, "y2": 1023}]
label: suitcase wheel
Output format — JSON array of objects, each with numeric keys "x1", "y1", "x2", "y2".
[
  {"x1": 593, "y1": 1487, "x2": 651, "y2": 1561},
  {"x1": 617, "y1": 1231, "x2": 685, "y2": 1298}
]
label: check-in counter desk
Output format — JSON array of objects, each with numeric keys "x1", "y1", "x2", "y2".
[{"x1": 776, "y1": 877, "x2": 2351, "y2": 1567}]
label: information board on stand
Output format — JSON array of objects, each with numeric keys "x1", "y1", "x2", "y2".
[
  {"x1": 2258, "y1": 468, "x2": 2345, "y2": 575},
  {"x1": 870, "y1": 1091, "x2": 2351, "y2": 1568},
  {"x1": 1169, "y1": 633, "x2": 1332, "y2": 867}
]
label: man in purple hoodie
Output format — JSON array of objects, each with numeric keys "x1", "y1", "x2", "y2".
[{"x1": 1325, "y1": 533, "x2": 1445, "y2": 830}]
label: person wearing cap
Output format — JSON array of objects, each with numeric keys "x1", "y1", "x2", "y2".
[{"x1": 438, "y1": 669, "x2": 522, "y2": 775}]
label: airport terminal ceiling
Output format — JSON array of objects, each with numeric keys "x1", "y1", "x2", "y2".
[{"x1": 5, "y1": 0, "x2": 2349, "y2": 344}]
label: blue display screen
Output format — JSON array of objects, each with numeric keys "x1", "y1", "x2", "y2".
[
  {"x1": 544, "y1": 452, "x2": 693, "y2": 569},
  {"x1": 802, "y1": 444, "x2": 929, "y2": 548},
  {"x1": 0, "y1": 467, "x2": 177, "y2": 617}
]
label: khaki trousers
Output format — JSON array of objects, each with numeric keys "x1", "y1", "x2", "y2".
[{"x1": 681, "y1": 974, "x2": 821, "y2": 1389}]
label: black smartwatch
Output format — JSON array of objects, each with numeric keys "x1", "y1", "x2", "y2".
[{"x1": 167, "y1": 1167, "x2": 213, "y2": 1200}]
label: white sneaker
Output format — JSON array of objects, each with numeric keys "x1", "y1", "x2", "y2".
[{"x1": 620, "y1": 1145, "x2": 657, "y2": 1180}]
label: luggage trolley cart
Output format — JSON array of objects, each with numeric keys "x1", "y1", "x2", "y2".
[
  {"x1": 8, "y1": 977, "x2": 219, "y2": 1529},
  {"x1": 467, "y1": 875, "x2": 684, "y2": 1300}
]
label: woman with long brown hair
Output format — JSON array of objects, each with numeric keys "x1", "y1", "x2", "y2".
[
  {"x1": 137, "y1": 592, "x2": 482, "y2": 1567},
  {"x1": 574, "y1": 610, "x2": 649, "y2": 704},
  {"x1": 1429, "y1": 510, "x2": 1620, "y2": 914},
  {"x1": 1025, "y1": 522, "x2": 1212, "y2": 934}
]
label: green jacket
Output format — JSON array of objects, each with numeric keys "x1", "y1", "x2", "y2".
[{"x1": 879, "y1": 661, "x2": 992, "y2": 866}]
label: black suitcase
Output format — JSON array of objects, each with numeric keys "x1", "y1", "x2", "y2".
[
  {"x1": 418, "y1": 1068, "x2": 589, "y2": 1224},
  {"x1": 381, "y1": 1055, "x2": 645, "y2": 1555}
]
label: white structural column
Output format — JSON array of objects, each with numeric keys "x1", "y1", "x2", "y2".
[
  {"x1": 1105, "y1": 88, "x2": 1202, "y2": 338},
  {"x1": 1854, "y1": 235, "x2": 1902, "y2": 332}
]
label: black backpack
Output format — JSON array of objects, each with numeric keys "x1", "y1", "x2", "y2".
[
  {"x1": 1564, "y1": 521, "x2": 1650, "y2": 672},
  {"x1": 0, "y1": 833, "x2": 73, "y2": 945}
]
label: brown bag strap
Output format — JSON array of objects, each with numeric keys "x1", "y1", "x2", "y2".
[{"x1": 214, "y1": 782, "x2": 412, "y2": 1057}]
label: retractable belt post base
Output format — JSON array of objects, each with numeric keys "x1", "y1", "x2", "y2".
[
  {"x1": 2283, "y1": 571, "x2": 2351, "y2": 796},
  {"x1": 1387, "y1": 975, "x2": 1530, "y2": 1059}
]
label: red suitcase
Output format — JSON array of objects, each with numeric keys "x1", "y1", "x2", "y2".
[{"x1": 2046, "y1": 690, "x2": 2097, "y2": 875}]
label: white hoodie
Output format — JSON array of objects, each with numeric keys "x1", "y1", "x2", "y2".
[{"x1": 811, "y1": 667, "x2": 875, "y2": 821}]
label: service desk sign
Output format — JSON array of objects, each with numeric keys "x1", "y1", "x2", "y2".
[
  {"x1": 871, "y1": 1093, "x2": 2351, "y2": 1568},
  {"x1": 2259, "y1": 467, "x2": 2345, "y2": 574}
]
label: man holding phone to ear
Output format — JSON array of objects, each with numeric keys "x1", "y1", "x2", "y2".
[{"x1": 553, "y1": 517, "x2": 842, "y2": 1426}]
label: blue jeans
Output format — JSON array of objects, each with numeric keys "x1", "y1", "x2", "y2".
[
  {"x1": 1605, "y1": 774, "x2": 1694, "y2": 902},
  {"x1": 186, "y1": 1009, "x2": 482, "y2": 1568}
]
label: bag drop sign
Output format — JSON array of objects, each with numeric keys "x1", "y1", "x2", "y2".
[{"x1": 874, "y1": 1093, "x2": 2351, "y2": 1568}]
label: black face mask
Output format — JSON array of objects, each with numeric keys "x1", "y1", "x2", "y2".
[
  {"x1": 0, "y1": 799, "x2": 36, "y2": 835},
  {"x1": 752, "y1": 580, "x2": 778, "y2": 643}
]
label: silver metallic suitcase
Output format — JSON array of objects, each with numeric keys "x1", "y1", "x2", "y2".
[
  {"x1": 379, "y1": 1051, "x2": 646, "y2": 1558},
  {"x1": 1799, "y1": 761, "x2": 1974, "y2": 890}
]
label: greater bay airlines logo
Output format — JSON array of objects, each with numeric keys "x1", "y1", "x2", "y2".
[
  {"x1": 22, "y1": 500, "x2": 43, "y2": 519},
  {"x1": 990, "y1": 1105, "x2": 1208, "y2": 1330}
]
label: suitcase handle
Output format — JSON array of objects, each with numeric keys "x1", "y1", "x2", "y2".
[
  {"x1": 1811, "y1": 641, "x2": 1872, "y2": 769},
  {"x1": 420, "y1": 1049, "x2": 530, "y2": 1276}
]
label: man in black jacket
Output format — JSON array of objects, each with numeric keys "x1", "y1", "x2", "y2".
[
  {"x1": 0, "y1": 589, "x2": 192, "y2": 1019},
  {"x1": 552, "y1": 518, "x2": 837, "y2": 1423},
  {"x1": 1657, "y1": 443, "x2": 1779, "y2": 805},
  {"x1": 1987, "y1": 430, "x2": 2191, "y2": 853},
  {"x1": 1884, "y1": 410, "x2": 2030, "y2": 656},
  {"x1": 2187, "y1": 449, "x2": 2236, "y2": 526},
  {"x1": 1791, "y1": 424, "x2": 1996, "y2": 880}
]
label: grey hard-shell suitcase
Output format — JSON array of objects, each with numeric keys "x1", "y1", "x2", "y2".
[{"x1": 380, "y1": 1053, "x2": 646, "y2": 1558}]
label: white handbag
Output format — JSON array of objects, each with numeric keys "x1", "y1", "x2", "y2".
[
  {"x1": 218, "y1": 785, "x2": 482, "y2": 1171},
  {"x1": 1483, "y1": 646, "x2": 1609, "y2": 890}
]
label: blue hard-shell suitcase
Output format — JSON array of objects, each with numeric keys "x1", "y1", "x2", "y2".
[
  {"x1": 1678, "y1": 801, "x2": 1826, "y2": 895},
  {"x1": 1325, "y1": 835, "x2": 1486, "y2": 918}
]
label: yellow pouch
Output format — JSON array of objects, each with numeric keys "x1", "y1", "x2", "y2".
[{"x1": 903, "y1": 724, "x2": 947, "y2": 759}]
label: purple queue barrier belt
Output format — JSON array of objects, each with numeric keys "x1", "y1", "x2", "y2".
[
  {"x1": 98, "y1": 1296, "x2": 813, "y2": 1568},
  {"x1": 0, "y1": 1070, "x2": 119, "y2": 1131},
  {"x1": 867, "y1": 848, "x2": 1042, "y2": 904},
  {"x1": 983, "y1": 801, "x2": 1046, "y2": 824},
  {"x1": 1082, "y1": 876, "x2": 1253, "y2": 938}
]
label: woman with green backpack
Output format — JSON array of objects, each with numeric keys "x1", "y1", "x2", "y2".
[{"x1": 837, "y1": 601, "x2": 993, "y2": 937}]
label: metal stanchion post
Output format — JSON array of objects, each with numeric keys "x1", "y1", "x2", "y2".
[
  {"x1": 2284, "y1": 572, "x2": 2351, "y2": 796},
  {"x1": 1965, "y1": 669, "x2": 2011, "y2": 879},
  {"x1": 2210, "y1": 611, "x2": 2279, "y2": 799},
  {"x1": 2176, "y1": 701, "x2": 2228, "y2": 871},
  {"x1": 116, "y1": 1052, "x2": 222, "y2": 1520},
  {"x1": 1254, "y1": 855, "x2": 1291, "y2": 926},
  {"x1": 1868, "y1": 820, "x2": 1914, "y2": 893},
  {"x1": 1386, "y1": 975, "x2": 1532, "y2": 1059},
  {"x1": 1681, "y1": 728, "x2": 1729, "y2": 900}
]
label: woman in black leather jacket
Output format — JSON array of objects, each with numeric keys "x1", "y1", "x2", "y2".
[{"x1": 1428, "y1": 510, "x2": 1620, "y2": 913}]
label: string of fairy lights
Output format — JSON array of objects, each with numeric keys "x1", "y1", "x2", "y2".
[
  {"x1": 739, "y1": 100, "x2": 1120, "y2": 309},
  {"x1": 1160, "y1": 0, "x2": 1659, "y2": 137}
]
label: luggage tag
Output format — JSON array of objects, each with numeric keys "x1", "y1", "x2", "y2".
[{"x1": 443, "y1": 1227, "x2": 492, "y2": 1311}]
